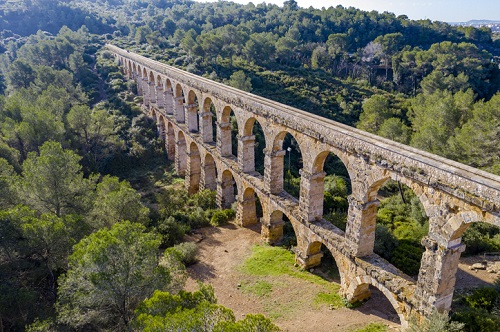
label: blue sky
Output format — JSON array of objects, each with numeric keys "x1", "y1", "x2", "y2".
[{"x1": 197, "y1": 0, "x2": 500, "y2": 22}]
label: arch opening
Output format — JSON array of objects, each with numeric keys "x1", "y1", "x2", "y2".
[
  {"x1": 220, "y1": 169, "x2": 238, "y2": 209},
  {"x1": 282, "y1": 213, "x2": 297, "y2": 248},
  {"x1": 242, "y1": 118, "x2": 266, "y2": 176},
  {"x1": 280, "y1": 133, "x2": 302, "y2": 200},
  {"x1": 211, "y1": 103, "x2": 217, "y2": 143},
  {"x1": 461, "y1": 222, "x2": 500, "y2": 256},
  {"x1": 151, "y1": 109, "x2": 158, "y2": 123},
  {"x1": 316, "y1": 151, "x2": 352, "y2": 231},
  {"x1": 155, "y1": 74, "x2": 165, "y2": 108},
  {"x1": 202, "y1": 153, "x2": 218, "y2": 191},
  {"x1": 174, "y1": 84, "x2": 185, "y2": 123},
  {"x1": 166, "y1": 122, "x2": 175, "y2": 161},
  {"x1": 201, "y1": 98, "x2": 216, "y2": 143},
  {"x1": 264, "y1": 210, "x2": 297, "y2": 246},
  {"x1": 448, "y1": 221, "x2": 500, "y2": 330},
  {"x1": 187, "y1": 142, "x2": 201, "y2": 194},
  {"x1": 147, "y1": 71, "x2": 156, "y2": 104},
  {"x1": 238, "y1": 187, "x2": 263, "y2": 228},
  {"x1": 176, "y1": 131, "x2": 187, "y2": 176},
  {"x1": 187, "y1": 91, "x2": 199, "y2": 133},
  {"x1": 352, "y1": 283, "x2": 403, "y2": 326},
  {"x1": 305, "y1": 241, "x2": 341, "y2": 284},
  {"x1": 164, "y1": 79, "x2": 174, "y2": 115},
  {"x1": 373, "y1": 179, "x2": 428, "y2": 278},
  {"x1": 158, "y1": 116, "x2": 166, "y2": 141},
  {"x1": 218, "y1": 106, "x2": 239, "y2": 158}
]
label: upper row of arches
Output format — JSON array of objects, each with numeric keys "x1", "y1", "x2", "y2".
[{"x1": 121, "y1": 55, "x2": 491, "y2": 243}]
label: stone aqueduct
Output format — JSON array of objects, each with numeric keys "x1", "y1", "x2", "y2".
[{"x1": 108, "y1": 44, "x2": 500, "y2": 325}]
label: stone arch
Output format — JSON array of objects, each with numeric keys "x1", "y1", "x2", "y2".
[
  {"x1": 444, "y1": 210, "x2": 483, "y2": 242},
  {"x1": 346, "y1": 172, "x2": 432, "y2": 258},
  {"x1": 174, "y1": 83, "x2": 185, "y2": 123},
  {"x1": 166, "y1": 121, "x2": 175, "y2": 161},
  {"x1": 265, "y1": 130, "x2": 303, "y2": 198},
  {"x1": 164, "y1": 79, "x2": 174, "y2": 115},
  {"x1": 135, "y1": 64, "x2": 143, "y2": 95},
  {"x1": 237, "y1": 187, "x2": 259, "y2": 227},
  {"x1": 200, "y1": 97, "x2": 216, "y2": 143},
  {"x1": 301, "y1": 240, "x2": 346, "y2": 286},
  {"x1": 346, "y1": 276, "x2": 406, "y2": 327},
  {"x1": 155, "y1": 74, "x2": 165, "y2": 108},
  {"x1": 202, "y1": 152, "x2": 217, "y2": 191},
  {"x1": 132, "y1": 62, "x2": 137, "y2": 77},
  {"x1": 186, "y1": 90, "x2": 199, "y2": 133},
  {"x1": 150, "y1": 108, "x2": 158, "y2": 122},
  {"x1": 218, "y1": 169, "x2": 238, "y2": 209},
  {"x1": 240, "y1": 117, "x2": 267, "y2": 175},
  {"x1": 187, "y1": 142, "x2": 201, "y2": 194},
  {"x1": 127, "y1": 60, "x2": 133, "y2": 78},
  {"x1": 299, "y1": 150, "x2": 352, "y2": 222},
  {"x1": 312, "y1": 150, "x2": 351, "y2": 178},
  {"x1": 157, "y1": 115, "x2": 166, "y2": 140},
  {"x1": 218, "y1": 106, "x2": 239, "y2": 158},
  {"x1": 365, "y1": 174, "x2": 432, "y2": 217},
  {"x1": 176, "y1": 131, "x2": 187, "y2": 176},
  {"x1": 140, "y1": 67, "x2": 150, "y2": 106},
  {"x1": 262, "y1": 209, "x2": 298, "y2": 246}
]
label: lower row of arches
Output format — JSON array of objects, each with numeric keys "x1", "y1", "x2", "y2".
[{"x1": 150, "y1": 109, "x2": 498, "y2": 327}]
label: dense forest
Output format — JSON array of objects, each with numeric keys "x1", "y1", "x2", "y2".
[{"x1": 1, "y1": 0, "x2": 500, "y2": 331}]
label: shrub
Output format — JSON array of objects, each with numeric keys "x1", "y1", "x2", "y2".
[
  {"x1": 374, "y1": 224, "x2": 398, "y2": 261},
  {"x1": 324, "y1": 175, "x2": 348, "y2": 197},
  {"x1": 466, "y1": 287, "x2": 498, "y2": 312},
  {"x1": 210, "y1": 209, "x2": 235, "y2": 227},
  {"x1": 324, "y1": 192, "x2": 348, "y2": 214},
  {"x1": 189, "y1": 189, "x2": 217, "y2": 210},
  {"x1": 156, "y1": 217, "x2": 186, "y2": 248},
  {"x1": 390, "y1": 241, "x2": 424, "y2": 277},
  {"x1": 186, "y1": 207, "x2": 211, "y2": 228},
  {"x1": 452, "y1": 307, "x2": 500, "y2": 331},
  {"x1": 407, "y1": 310, "x2": 464, "y2": 332},
  {"x1": 462, "y1": 223, "x2": 500, "y2": 256},
  {"x1": 165, "y1": 242, "x2": 198, "y2": 266}
]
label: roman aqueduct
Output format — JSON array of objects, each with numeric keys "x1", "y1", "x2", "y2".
[{"x1": 108, "y1": 44, "x2": 500, "y2": 326}]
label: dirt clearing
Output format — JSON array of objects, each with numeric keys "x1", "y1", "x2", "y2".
[{"x1": 185, "y1": 223, "x2": 401, "y2": 332}]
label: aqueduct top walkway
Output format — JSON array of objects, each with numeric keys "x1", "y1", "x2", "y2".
[{"x1": 107, "y1": 44, "x2": 500, "y2": 326}]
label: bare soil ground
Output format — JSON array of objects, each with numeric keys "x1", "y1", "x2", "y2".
[
  {"x1": 455, "y1": 256, "x2": 498, "y2": 290},
  {"x1": 185, "y1": 223, "x2": 498, "y2": 331},
  {"x1": 185, "y1": 223, "x2": 401, "y2": 332}
]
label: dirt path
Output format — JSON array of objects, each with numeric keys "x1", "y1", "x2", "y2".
[{"x1": 185, "y1": 224, "x2": 401, "y2": 332}]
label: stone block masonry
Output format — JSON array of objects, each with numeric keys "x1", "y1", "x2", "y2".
[{"x1": 108, "y1": 44, "x2": 500, "y2": 328}]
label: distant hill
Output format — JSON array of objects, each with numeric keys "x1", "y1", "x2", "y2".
[{"x1": 450, "y1": 20, "x2": 500, "y2": 32}]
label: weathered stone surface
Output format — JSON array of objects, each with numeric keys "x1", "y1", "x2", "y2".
[
  {"x1": 109, "y1": 45, "x2": 500, "y2": 327},
  {"x1": 471, "y1": 262, "x2": 488, "y2": 270},
  {"x1": 487, "y1": 262, "x2": 500, "y2": 274}
]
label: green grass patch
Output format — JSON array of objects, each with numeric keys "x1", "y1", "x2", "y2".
[
  {"x1": 351, "y1": 323, "x2": 388, "y2": 332},
  {"x1": 239, "y1": 244, "x2": 344, "y2": 309},
  {"x1": 239, "y1": 244, "x2": 297, "y2": 276},
  {"x1": 314, "y1": 292, "x2": 342, "y2": 307},
  {"x1": 240, "y1": 280, "x2": 273, "y2": 297}
]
